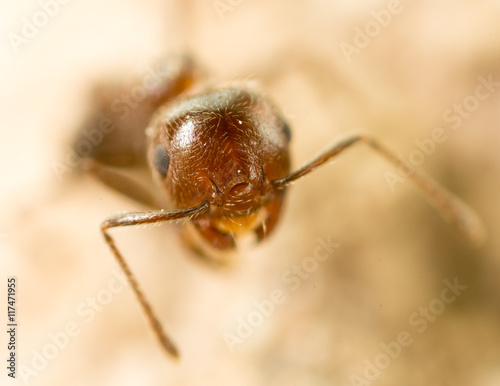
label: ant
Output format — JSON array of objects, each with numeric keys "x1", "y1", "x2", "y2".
[{"x1": 74, "y1": 54, "x2": 484, "y2": 359}]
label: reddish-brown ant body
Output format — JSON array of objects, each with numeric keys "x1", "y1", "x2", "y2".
[{"x1": 75, "y1": 54, "x2": 483, "y2": 359}]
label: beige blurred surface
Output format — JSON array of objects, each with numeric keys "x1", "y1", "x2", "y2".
[{"x1": 1, "y1": 0, "x2": 500, "y2": 385}]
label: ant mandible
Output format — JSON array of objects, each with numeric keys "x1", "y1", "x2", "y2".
[{"x1": 75, "y1": 54, "x2": 484, "y2": 359}]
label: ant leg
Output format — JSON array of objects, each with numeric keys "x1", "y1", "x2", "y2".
[
  {"x1": 272, "y1": 135, "x2": 485, "y2": 244},
  {"x1": 101, "y1": 201, "x2": 209, "y2": 358},
  {"x1": 82, "y1": 158, "x2": 159, "y2": 208}
]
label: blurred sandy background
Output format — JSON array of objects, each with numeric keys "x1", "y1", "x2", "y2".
[{"x1": 1, "y1": 0, "x2": 500, "y2": 385}]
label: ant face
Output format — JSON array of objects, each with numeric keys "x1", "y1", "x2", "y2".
[{"x1": 148, "y1": 87, "x2": 291, "y2": 247}]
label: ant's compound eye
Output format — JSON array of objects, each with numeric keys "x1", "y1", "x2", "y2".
[
  {"x1": 282, "y1": 122, "x2": 291, "y2": 142},
  {"x1": 153, "y1": 145, "x2": 170, "y2": 177}
]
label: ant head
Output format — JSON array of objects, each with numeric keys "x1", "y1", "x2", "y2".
[{"x1": 148, "y1": 87, "x2": 291, "y2": 217}]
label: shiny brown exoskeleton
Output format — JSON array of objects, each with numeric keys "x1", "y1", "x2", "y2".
[
  {"x1": 148, "y1": 88, "x2": 291, "y2": 251},
  {"x1": 75, "y1": 55, "x2": 484, "y2": 359}
]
